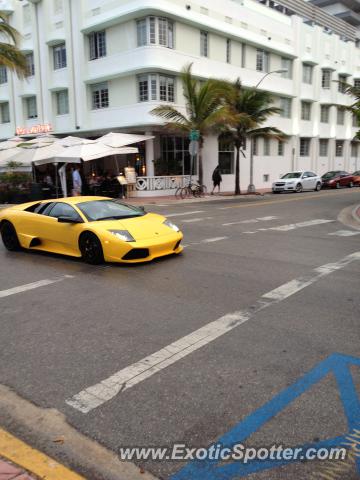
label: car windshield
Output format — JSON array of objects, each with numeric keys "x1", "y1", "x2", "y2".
[
  {"x1": 353, "y1": 171, "x2": 360, "y2": 176},
  {"x1": 322, "y1": 171, "x2": 340, "y2": 179},
  {"x1": 281, "y1": 172, "x2": 302, "y2": 179},
  {"x1": 77, "y1": 200, "x2": 145, "y2": 221}
]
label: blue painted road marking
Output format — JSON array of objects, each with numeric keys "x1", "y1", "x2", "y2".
[{"x1": 171, "y1": 353, "x2": 360, "y2": 480}]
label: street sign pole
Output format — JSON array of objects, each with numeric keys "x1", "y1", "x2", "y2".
[{"x1": 188, "y1": 139, "x2": 199, "y2": 184}]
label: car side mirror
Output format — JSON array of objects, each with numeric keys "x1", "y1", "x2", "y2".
[
  {"x1": 138, "y1": 206, "x2": 146, "y2": 212},
  {"x1": 57, "y1": 216, "x2": 83, "y2": 224}
]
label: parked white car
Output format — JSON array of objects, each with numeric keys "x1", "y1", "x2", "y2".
[{"x1": 272, "y1": 171, "x2": 322, "y2": 193}]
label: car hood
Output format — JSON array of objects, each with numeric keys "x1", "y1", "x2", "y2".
[
  {"x1": 90, "y1": 213, "x2": 176, "y2": 241},
  {"x1": 274, "y1": 177, "x2": 301, "y2": 183},
  {"x1": 322, "y1": 177, "x2": 337, "y2": 182}
]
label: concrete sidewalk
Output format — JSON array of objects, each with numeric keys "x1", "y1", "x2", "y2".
[{"x1": 127, "y1": 189, "x2": 270, "y2": 205}]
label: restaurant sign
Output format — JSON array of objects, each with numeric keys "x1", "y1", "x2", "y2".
[{"x1": 16, "y1": 124, "x2": 53, "y2": 136}]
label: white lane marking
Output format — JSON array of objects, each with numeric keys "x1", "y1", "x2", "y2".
[
  {"x1": 268, "y1": 219, "x2": 333, "y2": 232},
  {"x1": 328, "y1": 230, "x2": 360, "y2": 237},
  {"x1": 0, "y1": 275, "x2": 74, "y2": 299},
  {"x1": 165, "y1": 210, "x2": 205, "y2": 218},
  {"x1": 223, "y1": 216, "x2": 278, "y2": 226},
  {"x1": 201, "y1": 237, "x2": 228, "y2": 243},
  {"x1": 66, "y1": 251, "x2": 360, "y2": 413},
  {"x1": 181, "y1": 217, "x2": 213, "y2": 223}
]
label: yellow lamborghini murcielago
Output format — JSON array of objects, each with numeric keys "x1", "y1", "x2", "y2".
[{"x1": 0, "y1": 196, "x2": 183, "y2": 264}]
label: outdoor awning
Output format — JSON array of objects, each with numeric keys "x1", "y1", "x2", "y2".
[{"x1": 97, "y1": 132, "x2": 154, "y2": 148}]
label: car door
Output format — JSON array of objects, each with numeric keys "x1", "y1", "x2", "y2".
[
  {"x1": 302, "y1": 172, "x2": 314, "y2": 190},
  {"x1": 35, "y1": 202, "x2": 84, "y2": 256},
  {"x1": 339, "y1": 172, "x2": 350, "y2": 186}
]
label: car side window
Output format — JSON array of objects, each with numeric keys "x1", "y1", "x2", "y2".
[
  {"x1": 302, "y1": 172, "x2": 309, "y2": 178},
  {"x1": 47, "y1": 203, "x2": 82, "y2": 221},
  {"x1": 308, "y1": 172, "x2": 316, "y2": 177},
  {"x1": 37, "y1": 202, "x2": 56, "y2": 215}
]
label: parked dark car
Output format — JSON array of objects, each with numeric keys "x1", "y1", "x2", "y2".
[
  {"x1": 321, "y1": 171, "x2": 355, "y2": 188},
  {"x1": 352, "y1": 170, "x2": 360, "y2": 186}
]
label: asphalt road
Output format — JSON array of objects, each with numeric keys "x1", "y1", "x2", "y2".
[{"x1": 0, "y1": 189, "x2": 360, "y2": 480}]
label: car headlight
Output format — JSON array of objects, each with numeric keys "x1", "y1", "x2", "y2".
[
  {"x1": 163, "y1": 219, "x2": 180, "y2": 232},
  {"x1": 108, "y1": 230, "x2": 135, "y2": 242}
]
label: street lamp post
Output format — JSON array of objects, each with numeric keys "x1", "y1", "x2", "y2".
[{"x1": 247, "y1": 69, "x2": 288, "y2": 194}]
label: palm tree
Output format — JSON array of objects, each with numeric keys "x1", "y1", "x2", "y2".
[
  {"x1": 343, "y1": 83, "x2": 360, "y2": 138},
  {"x1": 151, "y1": 64, "x2": 230, "y2": 186},
  {"x1": 222, "y1": 80, "x2": 284, "y2": 195},
  {"x1": 0, "y1": 11, "x2": 27, "y2": 77}
]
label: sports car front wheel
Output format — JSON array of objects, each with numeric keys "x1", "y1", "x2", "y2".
[
  {"x1": 79, "y1": 232, "x2": 104, "y2": 265},
  {"x1": 0, "y1": 221, "x2": 21, "y2": 251}
]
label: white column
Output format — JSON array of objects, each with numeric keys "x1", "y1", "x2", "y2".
[{"x1": 145, "y1": 132, "x2": 155, "y2": 177}]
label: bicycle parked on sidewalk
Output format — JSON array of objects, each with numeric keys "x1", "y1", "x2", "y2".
[{"x1": 175, "y1": 180, "x2": 207, "y2": 199}]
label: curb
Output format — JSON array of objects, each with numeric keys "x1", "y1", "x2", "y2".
[
  {"x1": 351, "y1": 205, "x2": 360, "y2": 224},
  {"x1": 0, "y1": 428, "x2": 84, "y2": 480}
]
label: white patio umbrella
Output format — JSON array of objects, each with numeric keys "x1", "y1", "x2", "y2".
[
  {"x1": 56, "y1": 136, "x2": 96, "y2": 147},
  {"x1": 52, "y1": 142, "x2": 133, "y2": 162},
  {"x1": 97, "y1": 132, "x2": 154, "y2": 148},
  {"x1": 9, "y1": 143, "x2": 66, "y2": 166},
  {"x1": 0, "y1": 137, "x2": 24, "y2": 151},
  {"x1": 25, "y1": 134, "x2": 57, "y2": 145},
  {"x1": 0, "y1": 147, "x2": 25, "y2": 166}
]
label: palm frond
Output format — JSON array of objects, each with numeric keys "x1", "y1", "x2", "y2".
[
  {"x1": 0, "y1": 12, "x2": 20, "y2": 45},
  {"x1": 0, "y1": 43, "x2": 27, "y2": 77}
]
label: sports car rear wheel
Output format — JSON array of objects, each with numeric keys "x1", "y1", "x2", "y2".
[
  {"x1": 79, "y1": 232, "x2": 104, "y2": 265},
  {"x1": 0, "y1": 221, "x2": 21, "y2": 251}
]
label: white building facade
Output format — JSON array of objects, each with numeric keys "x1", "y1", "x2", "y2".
[{"x1": 1, "y1": 0, "x2": 360, "y2": 194}]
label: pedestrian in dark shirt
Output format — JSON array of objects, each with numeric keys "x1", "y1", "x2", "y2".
[{"x1": 211, "y1": 165, "x2": 222, "y2": 195}]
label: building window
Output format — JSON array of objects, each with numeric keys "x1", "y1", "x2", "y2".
[
  {"x1": 53, "y1": 43, "x2": 66, "y2": 70},
  {"x1": 26, "y1": 96, "x2": 37, "y2": 119},
  {"x1": 56, "y1": 90, "x2": 69, "y2": 115},
  {"x1": 351, "y1": 142, "x2": 358, "y2": 157},
  {"x1": 200, "y1": 31, "x2": 208, "y2": 57},
  {"x1": 354, "y1": 79, "x2": 360, "y2": 89},
  {"x1": 25, "y1": 53, "x2": 35, "y2": 77},
  {"x1": 138, "y1": 74, "x2": 175, "y2": 102},
  {"x1": 319, "y1": 139, "x2": 328, "y2": 157},
  {"x1": 301, "y1": 101, "x2": 311, "y2": 121},
  {"x1": 302, "y1": 64, "x2": 313, "y2": 84},
  {"x1": 300, "y1": 138, "x2": 310, "y2": 156},
  {"x1": 137, "y1": 17, "x2": 174, "y2": 48},
  {"x1": 218, "y1": 138, "x2": 234, "y2": 174},
  {"x1": 353, "y1": 113, "x2": 359, "y2": 127},
  {"x1": 226, "y1": 39, "x2": 231, "y2": 63},
  {"x1": 263, "y1": 138, "x2": 270, "y2": 156},
  {"x1": 0, "y1": 102, "x2": 10, "y2": 123},
  {"x1": 0, "y1": 66, "x2": 7, "y2": 84},
  {"x1": 279, "y1": 97, "x2": 291, "y2": 118},
  {"x1": 337, "y1": 107, "x2": 345, "y2": 125},
  {"x1": 335, "y1": 140, "x2": 344, "y2": 156},
  {"x1": 241, "y1": 44, "x2": 246, "y2": 68},
  {"x1": 89, "y1": 31, "x2": 106, "y2": 60},
  {"x1": 278, "y1": 140, "x2": 284, "y2": 156},
  {"x1": 281, "y1": 57, "x2": 292, "y2": 78},
  {"x1": 91, "y1": 82, "x2": 109, "y2": 109},
  {"x1": 320, "y1": 105, "x2": 330, "y2": 123},
  {"x1": 338, "y1": 75, "x2": 347, "y2": 94},
  {"x1": 159, "y1": 136, "x2": 192, "y2": 175},
  {"x1": 256, "y1": 49, "x2": 269, "y2": 72},
  {"x1": 252, "y1": 137, "x2": 258, "y2": 155},
  {"x1": 322, "y1": 69, "x2": 331, "y2": 89}
]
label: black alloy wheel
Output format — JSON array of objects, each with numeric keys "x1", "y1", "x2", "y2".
[
  {"x1": 0, "y1": 221, "x2": 21, "y2": 251},
  {"x1": 79, "y1": 232, "x2": 104, "y2": 265}
]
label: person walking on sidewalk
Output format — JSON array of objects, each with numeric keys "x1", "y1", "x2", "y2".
[{"x1": 211, "y1": 165, "x2": 222, "y2": 195}]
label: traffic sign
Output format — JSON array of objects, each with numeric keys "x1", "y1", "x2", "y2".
[
  {"x1": 189, "y1": 130, "x2": 200, "y2": 141},
  {"x1": 189, "y1": 140, "x2": 199, "y2": 157}
]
